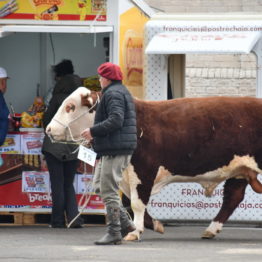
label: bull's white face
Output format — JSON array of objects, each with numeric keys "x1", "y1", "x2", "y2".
[{"x1": 46, "y1": 87, "x2": 95, "y2": 141}]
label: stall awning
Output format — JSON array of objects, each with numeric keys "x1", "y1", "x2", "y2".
[
  {"x1": 145, "y1": 31, "x2": 262, "y2": 54},
  {"x1": 0, "y1": 25, "x2": 113, "y2": 37}
]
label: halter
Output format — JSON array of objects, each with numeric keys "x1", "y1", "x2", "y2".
[{"x1": 48, "y1": 92, "x2": 100, "y2": 147}]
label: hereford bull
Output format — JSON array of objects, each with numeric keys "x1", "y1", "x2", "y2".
[{"x1": 45, "y1": 86, "x2": 262, "y2": 241}]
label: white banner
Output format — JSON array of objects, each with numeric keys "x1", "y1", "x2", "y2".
[{"x1": 147, "y1": 176, "x2": 262, "y2": 221}]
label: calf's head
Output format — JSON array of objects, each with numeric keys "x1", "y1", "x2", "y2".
[{"x1": 45, "y1": 87, "x2": 97, "y2": 142}]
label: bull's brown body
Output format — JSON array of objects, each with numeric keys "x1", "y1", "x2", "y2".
[{"x1": 132, "y1": 96, "x2": 262, "y2": 230}]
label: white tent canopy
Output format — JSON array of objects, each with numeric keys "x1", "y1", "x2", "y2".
[
  {"x1": 145, "y1": 18, "x2": 262, "y2": 55},
  {"x1": 146, "y1": 31, "x2": 261, "y2": 54}
]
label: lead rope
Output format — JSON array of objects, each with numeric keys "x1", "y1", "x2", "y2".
[{"x1": 67, "y1": 164, "x2": 95, "y2": 228}]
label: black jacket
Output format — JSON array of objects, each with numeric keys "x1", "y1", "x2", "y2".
[
  {"x1": 90, "y1": 81, "x2": 137, "y2": 156},
  {"x1": 42, "y1": 74, "x2": 82, "y2": 161}
]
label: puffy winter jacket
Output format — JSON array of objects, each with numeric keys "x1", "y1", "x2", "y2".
[{"x1": 90, "y1": 81, "x2": 137, "y2": 156}]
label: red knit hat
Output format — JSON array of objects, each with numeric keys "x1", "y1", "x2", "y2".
[{"x1": 97, "y1": 62, "x2": 123, "y2": 81}]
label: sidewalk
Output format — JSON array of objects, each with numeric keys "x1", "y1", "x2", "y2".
[{"x1": 0, "y1": 224, "x2": 262, "y2": 262}]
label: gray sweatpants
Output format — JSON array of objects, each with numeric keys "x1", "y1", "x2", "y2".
[{"x1": 92, "y1": 155, "x2": 131, "y2": 206}]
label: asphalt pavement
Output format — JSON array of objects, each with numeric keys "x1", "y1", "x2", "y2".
[{"x1": 0, "y1": 224, "x2": 262, "y2": 262}]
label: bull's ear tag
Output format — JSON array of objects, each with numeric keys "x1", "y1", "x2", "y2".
[{"x1": 78, "y1": 145, "x2": 97, "y2": 166}]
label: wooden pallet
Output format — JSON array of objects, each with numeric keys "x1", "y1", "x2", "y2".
[
  {"x1": 0, "y1": 212, "x2": 106, "y2": 226},
  {"x1": 0, "y1": 212, "x2": 24, "y2": 225}
]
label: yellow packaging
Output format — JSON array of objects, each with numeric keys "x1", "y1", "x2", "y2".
[{"x1": 21, "y1": 112, "x2": 44, "y2": 128}]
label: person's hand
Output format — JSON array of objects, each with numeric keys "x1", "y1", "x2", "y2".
[{"x1": 81, "y1": 128, "x2": 93, "y2": 141}]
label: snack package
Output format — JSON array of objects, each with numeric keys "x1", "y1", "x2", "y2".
[
  {"x1": 21, "y1": 112, "x2": 34, "y2": 128},
  {"x1": 21, "y1": 97, "x2": 45, "y2": 128},
  {"x1": 21, "y1": 112, "x2": 44, "y2": 128}
]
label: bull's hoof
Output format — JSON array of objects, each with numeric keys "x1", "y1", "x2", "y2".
[
  {"x1": 201, "y1": 231, "x2": 216, "y2": 239},
  {"x1": 124, "y1": 231, "x2": 141, "y2": 241},
  {"x1": 153, "y1": 220, "x2": 164, "y2": 234}
]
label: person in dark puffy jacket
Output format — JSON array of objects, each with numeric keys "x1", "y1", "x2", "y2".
[
  {"x1": 42, "y1": 59, "x2": 83, "y2": 228},
  {"x1": 81, "y1": 62, "x2": 137, "y2": 245}
]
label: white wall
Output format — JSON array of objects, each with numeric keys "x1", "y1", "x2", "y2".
[
  {"x1": 0, "y1": 33, "x2": 40, "y2": 113},
  {"x1": 0, "y1": 32, "x2": 109, "y2": 112}
]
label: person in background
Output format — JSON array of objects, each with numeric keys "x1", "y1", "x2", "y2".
[
  {"x1": 81, "y1": 62, "x2": 137, "y2": 245},
  {"x1": 42, "y1": 59, "x2": 83, "y2": 228},
  {"x1": 0, "y1": 67, "x2": 9, "y2": 147}
]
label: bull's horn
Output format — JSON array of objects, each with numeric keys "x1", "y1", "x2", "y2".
[{"x1": 247, "y1": 171, "x2": 262, "y2": 193}]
